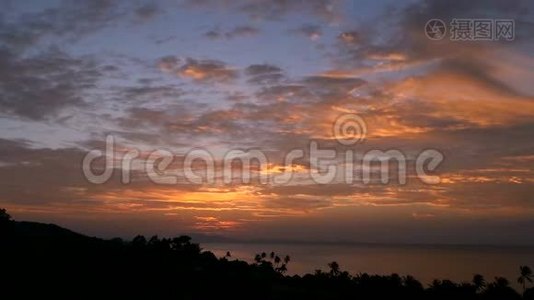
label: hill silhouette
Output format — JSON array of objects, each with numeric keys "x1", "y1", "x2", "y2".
[{"x1": 1, "y1": 209, "x2": 533, "y2": 299}]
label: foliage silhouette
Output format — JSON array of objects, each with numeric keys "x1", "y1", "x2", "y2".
[
  {"x1": 0, "y1": 208, "x2": 11, "y2": 222},
  {"x1": 0, "y1": 208, "x2": 529, "y2": 300},
  {"x1": 473, "y1": 274, "x2": 486, "y2": 292},
  {"x1": 519, "y1": 266, "x2": 533, "y2": 292}
]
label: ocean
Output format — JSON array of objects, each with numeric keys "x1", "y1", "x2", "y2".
[{"x1": 204, "y1": 242, "x2": 534, "y2": 290}]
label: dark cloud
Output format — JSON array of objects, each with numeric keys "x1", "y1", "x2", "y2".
[
  {"x1": 443, "y1": 181, "x2": 534, "y2": 210},
  {"x1": 0, "y1": 0, "x2": 123, "y2": 50},
  {"x1": 0, "y1": 1, "x2": 168, "y2": 51},
  {"x1": 438, "y1": 59, "x2": 530, "y2": 98},
  {"x1": 0, "y1": 137, "x2": 204, "y2": 207},
  {"x1": 0, "y1": 48, "x2": 103, "y2": 120},
  {"x1": 119, "y1": 85, "x2": 186, "y2": 103},
  {"x1": 110, "y1": 72, "x2": 369, "y2": 145},
  {"x1": 303, "y1": 76, "x2": 366, "y2": 95},
  {"x1": 254, "y1": 84, "x2": 311, "y2": 102},
  {"x1": 183, "y1": 0, "x2": 341, "y2": 22},
  {"x1": 118, "y1": 107, "x2": 185, "y2": 129},
  {"x1": 245, "y1": 64, "x2": 285, "y2": 85},
  {"x1": 293, "y1": 24, "x2": 322, "y2": 40},
  {"x1": 205, "y1": 25, "x2": 260, "y2": 39},
  {"x1": 111, "y1": 73, "x2": 368, "y2": 145},
  {"x1": 427, "y1": 124, "x2": 534, "y2": 173},
  {"x1": 329, "y1": 0, "x2": 533, "y2": 81},
  {"x1": 157, "y1": 56, "x2": 181, "y2": 72},
  {"x1": 115, "y1": 103, "x2": 244, "y2": 143},
  {"x1": 396, "y1": 0, "x2": 533, "y2": 61},
  {"x1": 204, "y1": 30, "x2": 221, "y2": 40},
  {"x1": 0, "y1": 138, "x2": 91, "y2": 204},
  {"x1": 245, "y1": 64, "x2": 283, "y2": 76},
  {"x1": 226, "y1": 25, "x2": 260, "y2": 38},
  {"x1": 134, "y1": 3, "x2": 159, "y2": 21}
]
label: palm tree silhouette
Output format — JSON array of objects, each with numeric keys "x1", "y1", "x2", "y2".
[
  {"x1": 274, "y1": 255, "x2": 281, "y2": 268},
  {"x1": 283, "y1": 255, "x2": 290, "y2": 264},
  {"x1": 328, "y1": 261, "x2": 340, "y2": 277},
  {"x1": 276, "y1": 263, "x2": 288, "y2": 274},
  {"x1": 472, "y1": 274, "x2": 486, "y2": 292},
  {"x1": 518, "y1": 265, "x2": 533, "y2": 291}
]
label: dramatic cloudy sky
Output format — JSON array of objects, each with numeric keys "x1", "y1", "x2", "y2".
[{"x1": 1, "y1": 0, "x2": 533, "y2": 244}]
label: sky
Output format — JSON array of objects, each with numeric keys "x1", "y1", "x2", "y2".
[{"x1": 0, "y1": 0, "x2": 533, "y2": 244}]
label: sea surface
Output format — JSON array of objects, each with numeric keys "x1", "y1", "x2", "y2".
[{"x1": 204, "y1": 242, "x2": 534, "y2": 290}]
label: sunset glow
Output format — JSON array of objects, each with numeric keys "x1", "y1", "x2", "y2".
[{"x1": 0, "y1": 0, "x2": 533, "y2": 246}]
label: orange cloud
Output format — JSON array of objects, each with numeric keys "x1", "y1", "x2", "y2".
[
  {"x1": 193, "y1": 216, "x2": 241, "y2": 231},
  {"x1": 388, "y1": 70, "x2": 534, "y2": 128},
  {"x1": 158, "y1": 57, "x2": 238, "y2": 83}
]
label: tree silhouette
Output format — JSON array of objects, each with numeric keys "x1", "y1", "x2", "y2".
[
  {"x1": 276, "y1": 263, "x2": 288, "y2": 274},
  {"x1": 524, "y1": 287, "x2": 534, "y2": 300},
  {"x1": 171, "y1": 235, "x2": 192, "y2": 247},
  {"x1": 148, "y1": 235, "x2": 160, "y2": 246},
  {"x1": 254, "y1": 254, "x2": 262, "y2": 263},
  {"x1": 403, "y1": 275, "x2": 423, "y2": 291},
  {"x1": 0, "y1": 208, "x2": 11, "y2": 222},
  {"x1": 2, "y1": 213, "x2": 531, "y2": 300},
  {"x1": 283, "y1": 255, "x2": 290, "y2": 264},
  {"x1": 132, "y1": 235, "x2": 147, "y2": 247},
  {"x1": 253, "y1": 251, "x2": 291, "y2": 274},
  {"x1": 472, "y1": 274, "x2": 486, "y2": 292},
  {"x1": 328, "y1": 261, "x2": 340, "y2": 277},
  {"x1": 495, "y1": 277, "x2": 510, "y2": 287},
  {"x1": 483, "y1": 277, "x2": 521, "y2": 300},
  {"x1": 518, "y1": 265, "x2": 533, "y2": 292}
]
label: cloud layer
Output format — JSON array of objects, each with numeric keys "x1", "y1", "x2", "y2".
[{"x1": 0, "y1": 0, "x2": 533, "y2": 243}]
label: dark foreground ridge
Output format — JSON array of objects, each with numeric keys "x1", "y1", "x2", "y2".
[{"x1": 1, "y1": 209, "x2": 533, "y2": 299}]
